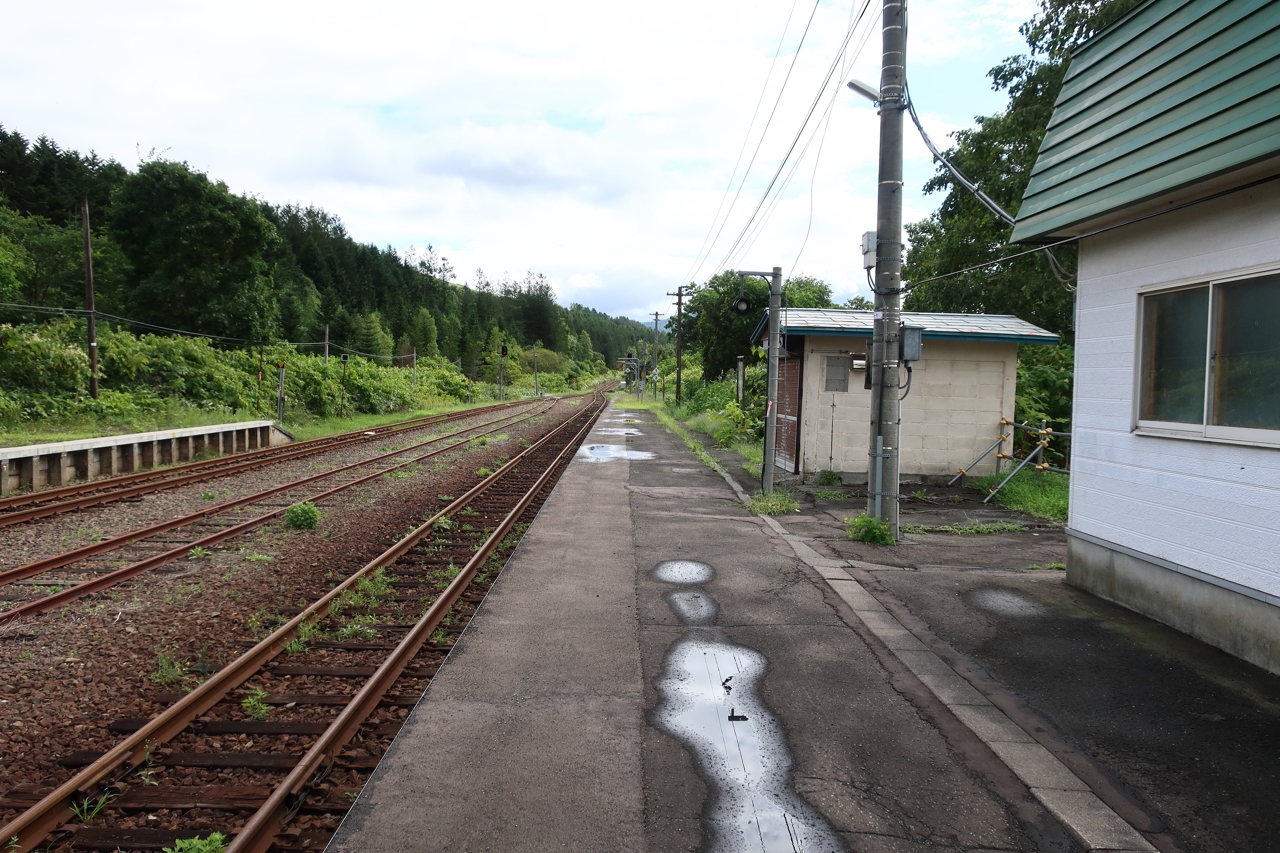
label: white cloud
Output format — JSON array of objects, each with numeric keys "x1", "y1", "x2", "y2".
[{"x1": 1, "y1": 0, "x2": 1033, "y2": 320}]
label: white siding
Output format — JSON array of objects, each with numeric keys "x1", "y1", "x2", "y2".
[
  {"x1": 798, "y1": 336, "x2": 1016, "y2": 477},
  {"x1": 1072, "y1": 186, "x2": 1280, "y2": 598}
]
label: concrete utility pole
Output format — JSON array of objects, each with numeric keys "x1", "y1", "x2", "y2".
[
  {"x1": 867, "y1": 0, "x2": 907, "y2": 535},
  {"x1": 666, "y1": 286, "x2": 687, "y2": 403},
  {"x1": 80, "y1": 197, "x2": 98, "y2": 400},
  {"x1": 650, "y1": 312, "x2": 662, "y2": 401},
  {"x1": 741, "y1": 267, "x2": 783, "y2": 493},
  {"x1": 533, "y1": 347, "x2": 539, "y2": 396},
  {"x1": 640, "y1": 342, "x2": 647, "y2": 395},
  {"x1": 276, "y1": 362, "x2": 286, "y2": 423},
  {"x1": 324, "y1": 325, "x2": 330, "y2": 364}
]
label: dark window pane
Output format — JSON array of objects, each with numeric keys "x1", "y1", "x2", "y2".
[
  {"x1": 824, "y1": 356, "x2": 850, "y2": 392},
  {"x1": 1212, "y1": 274, "x2": 1280, "y2": 430},
  {"x1": 1140, "y1": 287, "x2": 1208, "y2": 423}
]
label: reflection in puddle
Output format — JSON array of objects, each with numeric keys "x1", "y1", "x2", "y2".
[
  {"x1": 595, "y1": 427, "x2": 644, "y2": 436},
  {"x1": 666, "y1": 588, "x2": 717, "y2": 625},
  {"x1": 969, "y1": 588, "x2": 1047, "y2": 617},
  {"x1": 653, "y1": 632, "x2": 842, "y2": 852},
  {"x1": 654, "y1": 560, "x2": 714, "y2": 585},
  {"x1": 576, "y1": 444, "x2": 657, "y2": 462}
]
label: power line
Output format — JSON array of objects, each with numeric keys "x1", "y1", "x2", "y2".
[
  {"x1": 0, "y1": 301, "x2": 413, "y2": 360},
  {"x1": 684, "y1": 0, "x2": 824, "y2": 288},
  {"x1": 675, "y1": 0, "x2": 805, "y2": 289},
  {"x1": 712, "y1": 0, "x2": 874, "y2": 277},
  {"x1": 904, "y1": 171, "x2": 1280, "y2": 291}
]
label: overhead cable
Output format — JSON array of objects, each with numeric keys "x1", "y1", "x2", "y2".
[
  {"x1": 904, "y1": 171, "x2": 1280, "y2": 291},
  {"x1": 713, "y1": 0, "x2": 874, "y2": 276},
  {"x1": 687, "y1": 0, "x2": 825, "y2": 288}
]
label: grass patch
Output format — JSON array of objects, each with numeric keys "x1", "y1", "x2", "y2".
[
  {"x1": 846, "y1": 513, "x2": 895, "y2": 545},
  {"x1": 972, "y1": 470, "x2": 1068, "y2": 520},
  {"x1": 816, "y1": 469, "x2": 841, "y2": 486},
  {"x1": 727, "y1": 438, "x2": 763, "y2": 465},
  {"x1": 747, "y1": 491, "x2": 800, "y2": 515},
  {"x1": 812, "y1": 489, "x2": 848, "y2": 502},
  {"x1": 1029, "y1": 562, "x2": 1067, "y2": 570}
]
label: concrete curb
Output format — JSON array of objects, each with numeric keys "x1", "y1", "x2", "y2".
[{"x1": 725, "y1": 474, "x2": 1157, "y2": 853}]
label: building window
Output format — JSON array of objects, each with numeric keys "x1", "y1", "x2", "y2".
[
  {"x1": 1138, "y1": 273, "x2": 1280, "y2": 442},
  {"x1": 824, "y1": 356, "x2": 850, "y2": 392}
]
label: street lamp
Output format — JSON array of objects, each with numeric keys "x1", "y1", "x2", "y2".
[{"x1": 846, "y1": 79, "x2": 882, "y2": 104}]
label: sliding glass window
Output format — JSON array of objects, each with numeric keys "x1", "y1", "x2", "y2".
[{"x1": 1138, "y1": 273, "x2": 1280, "y2": 443}]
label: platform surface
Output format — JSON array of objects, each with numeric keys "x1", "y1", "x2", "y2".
[{"x1": 328, "y1": 400, "x2": 1171, "y2": 852}]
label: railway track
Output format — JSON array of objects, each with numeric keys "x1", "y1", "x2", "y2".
[
  {"x1": 0, "y1": 388, "x2": 608, "y2": 853},
  {"x1": 0, "y1": 400, "x2": 538, "y2": 528},
  {"x1": 0, "y1": 399, "x2": 557, "y2": 626}
]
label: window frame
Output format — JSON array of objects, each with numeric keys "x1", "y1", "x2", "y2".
[{"x1": 1134, "y1": 268, "x2": 1280, "y2": 447}]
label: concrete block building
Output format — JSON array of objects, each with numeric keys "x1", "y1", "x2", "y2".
[
  {"x1": 752, "y1": 309, "x2": 1058, "y2": 481},
  {"x1": 1010, "y1": 0, "x2": 1280, "y2": 672}
]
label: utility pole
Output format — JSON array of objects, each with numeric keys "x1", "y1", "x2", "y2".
[
  {"x1": 867, "y1": 0, "x2": 907, "y2": 535},
  {"x1": 80, "y1": 197, "x2": 98, "y2": 399},
  {"x1": 412, "y1": 349, "x2": 418, "y2": 387},
  {"x1": 640, "y1": 342, "x2": 647, "y2": 395},
  {"x1": 740, "y1": 267, "x2": 783, "y2": 493},
  {"x1": 650, "y1": 312, "x2": 661, "y2": 401},
  {"x1": 276, "y1": 362, "x2": 286, "y2": 423},
  {"x1": 324, "y1": 324, "x2": 330, "y2": 365},
  {"x1": 533, "y1": 347, "x2": 539, "y2": 396},
  {"x1": 666, "y1": 286, "x2": 687, "y2": 403}
]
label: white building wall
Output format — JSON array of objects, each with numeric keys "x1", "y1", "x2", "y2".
[
  {"x1": 798, "y1": 336, "x2": 1016, "y2": 478},
  {"x1": 1072, "y1": 186, "x2": 1280, "y2": 600}
]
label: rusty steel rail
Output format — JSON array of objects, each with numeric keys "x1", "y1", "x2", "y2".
[
  {"x1": 0, "y1": 399, "x2": 538, "y2": 526},
  {"x1": 0, "y1": 402, "x2": 547, "y2": 588},
  {"x1": 0, "y1": 399, "x2": 559, "y2": 626},
  {"x1": 227, "y1": 395, "x2": 604, "y2": 853},
  {"x1": 0, "y1": 391, "x2": 605, "y2": 853}
]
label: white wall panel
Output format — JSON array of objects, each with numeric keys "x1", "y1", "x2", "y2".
[{"x1": 1072, "y1": 186, "x2": 1280, "y2": 597}]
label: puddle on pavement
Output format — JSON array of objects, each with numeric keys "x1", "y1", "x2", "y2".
[
  {"x1": 654, "y1": 560, "x2": 714, "y2": 584},
  {"x1": 666, "y1": 588, "x2": 718, "y2": 625},
  {"x1": 577, "y1": 444, "x2": 657, "y2": 462},
  {"x1": 968, "y1": 588, "x2": 1047, "y2": 617},
  {"x1": 595, "y1": 427, "x2": 644, "y2": 436},
  {"x1": 651, "y1": 563, "x2": 841, "y2": 851},
  {"x1": 653, "y1": 631, "x2": 842, "y2": 852}
]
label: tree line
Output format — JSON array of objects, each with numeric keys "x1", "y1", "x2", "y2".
[{"x1": 0, "y1": 128, "x2": 657, "y2": 379}]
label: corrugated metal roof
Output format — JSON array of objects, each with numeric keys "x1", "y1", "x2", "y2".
[
  {"x1": 1010, "y1": 0, "x2": 1280, "y2": 242},
  {"x1": 750, "y1": 309, "x2": 1059, "y2": 345}
]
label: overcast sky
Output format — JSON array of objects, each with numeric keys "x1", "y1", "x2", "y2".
[{"x1": 2, "y1": 0, "x2": 1037, "y2": 321}]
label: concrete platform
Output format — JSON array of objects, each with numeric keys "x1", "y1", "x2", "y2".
[
  {"x1": 0, "y1": 421, "x2": 287, "y2": 496},
  {"x1": 328, "y1": 401, "x2": 1161, "y2": 852}
]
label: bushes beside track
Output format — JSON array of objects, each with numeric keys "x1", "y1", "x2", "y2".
[{"x1": 0, "y1": 319, "x2": 479, "y2": 432}]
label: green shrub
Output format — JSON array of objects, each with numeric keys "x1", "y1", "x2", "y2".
[
  {"x1": 285, "y1": 501, "x2": 320, "y2": 529},
  {"x1": 816, "y1": 469, "x2": 840, "y2": 486},
  {"x1": 163, "y1": 833, "x2": 227, "y2": 853},
  {"x1": 846, "y1": 513, "x2": 895, "y2": 545}
]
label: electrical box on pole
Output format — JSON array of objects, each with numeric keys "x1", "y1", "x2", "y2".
[{"x1": 861, "y1": 231, "x2": 877, "y2": 270}]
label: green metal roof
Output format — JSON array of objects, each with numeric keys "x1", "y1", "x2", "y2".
[{"x1": 1010, "y1": 0, "x2": 1280, "y2": 243}]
